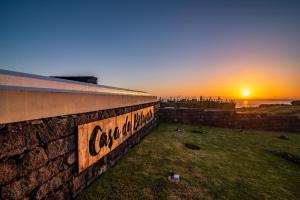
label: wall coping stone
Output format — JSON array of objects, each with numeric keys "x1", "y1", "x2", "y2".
[{"x1": 0, "y1": 70, "x2": 157, "y2": 124}]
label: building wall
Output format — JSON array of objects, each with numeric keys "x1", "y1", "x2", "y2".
[{"x1": 0, "y1": 102, "x2": 159, "y2": 200}]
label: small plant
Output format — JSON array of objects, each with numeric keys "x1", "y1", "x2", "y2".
[{"x1": 160, "y1": 96, "x2": 235, "y2": 109}]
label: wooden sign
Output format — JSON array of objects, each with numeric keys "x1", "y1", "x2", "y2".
[{"x1": 78, "y1": 106, "x2": 154, "y2": 172}]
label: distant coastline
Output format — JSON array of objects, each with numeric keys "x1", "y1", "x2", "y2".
[{"x1": 235, "y1": 99, "x2": 292, "y2": 108}]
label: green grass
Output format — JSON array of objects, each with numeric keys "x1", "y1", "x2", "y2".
[{"x1": 77, "y1": 123, "x2": 300, "y2": 200}]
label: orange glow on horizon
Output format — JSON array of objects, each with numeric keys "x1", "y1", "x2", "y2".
[
  {"x1": 151, "y1": 72, "x2": 300, "y2": 99},
  {"x1": 146, "y1": 54, "x2": 300, "y2": 99}
]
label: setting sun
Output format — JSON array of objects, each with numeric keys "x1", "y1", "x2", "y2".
[{"x1": 242, "y1": 89, "x2": 250, "y2": 97}]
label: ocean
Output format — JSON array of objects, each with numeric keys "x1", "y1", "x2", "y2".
[{"x1": 235, "y1": 99, "x2": 292, "y2": 108}]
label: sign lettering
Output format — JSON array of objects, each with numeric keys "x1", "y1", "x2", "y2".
[{"x1": 78, "y1": 106, "x2": 154, "y2": 172}]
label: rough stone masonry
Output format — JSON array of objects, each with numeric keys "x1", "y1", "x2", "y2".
[
  {"x1": 0, "y1": 69, "x2": 159, "y2": 200},
  {"x1": 0, "y1": 102, "x2": 159, "y2": 200}
]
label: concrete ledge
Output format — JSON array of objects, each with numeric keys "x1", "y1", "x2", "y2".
[
  {"x1": 0, "y1": 70, "x2": 157, "y2": 124},
  {"x1": 0, "y1": 69, "x2": 149, "y2": 96},
  {"x1": 0, "y1": 89, "x2": 157, "y2": 124}
]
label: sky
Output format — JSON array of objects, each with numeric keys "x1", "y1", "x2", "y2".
[{"x1": 0, "y1": 0, "x2": 300, "y2": 99}]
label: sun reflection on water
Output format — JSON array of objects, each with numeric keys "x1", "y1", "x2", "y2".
[{"x1": 242, "y1": 100, "x2": 249, "y2": 108}]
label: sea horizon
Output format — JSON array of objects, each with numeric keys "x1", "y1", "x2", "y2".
[{"x1": 235, "y1": 99, "x2": 293, "y2": 108}]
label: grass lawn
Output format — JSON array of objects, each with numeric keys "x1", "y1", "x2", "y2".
[{"x1": 77, "y1": 123, "x2": 300, "y2": 200}]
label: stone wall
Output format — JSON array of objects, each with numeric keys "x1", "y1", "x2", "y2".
[
  {"x1": 0, "y1": 102, "x2": 159, "y2": 200},
  {"x1": 159, "y1": 108, "x2": 300, "y2": 132}
]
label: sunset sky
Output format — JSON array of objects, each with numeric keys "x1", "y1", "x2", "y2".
[{"x1": 1, "y1": 0, "x2": 299, "y2": 99}]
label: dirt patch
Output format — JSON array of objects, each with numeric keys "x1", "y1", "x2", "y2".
[
  {"x1": 277, "y1": 135, "x2": 289, "y2": 140},
  {"x1": 185, "y1": 143, "x2": 200, "y2": 150},
  {"x1": 266, "y1": 150, "x2": 300, "y2": 166},
  {"x1": 191, "y1": 130, "x2": 203, "y2": 134}
]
